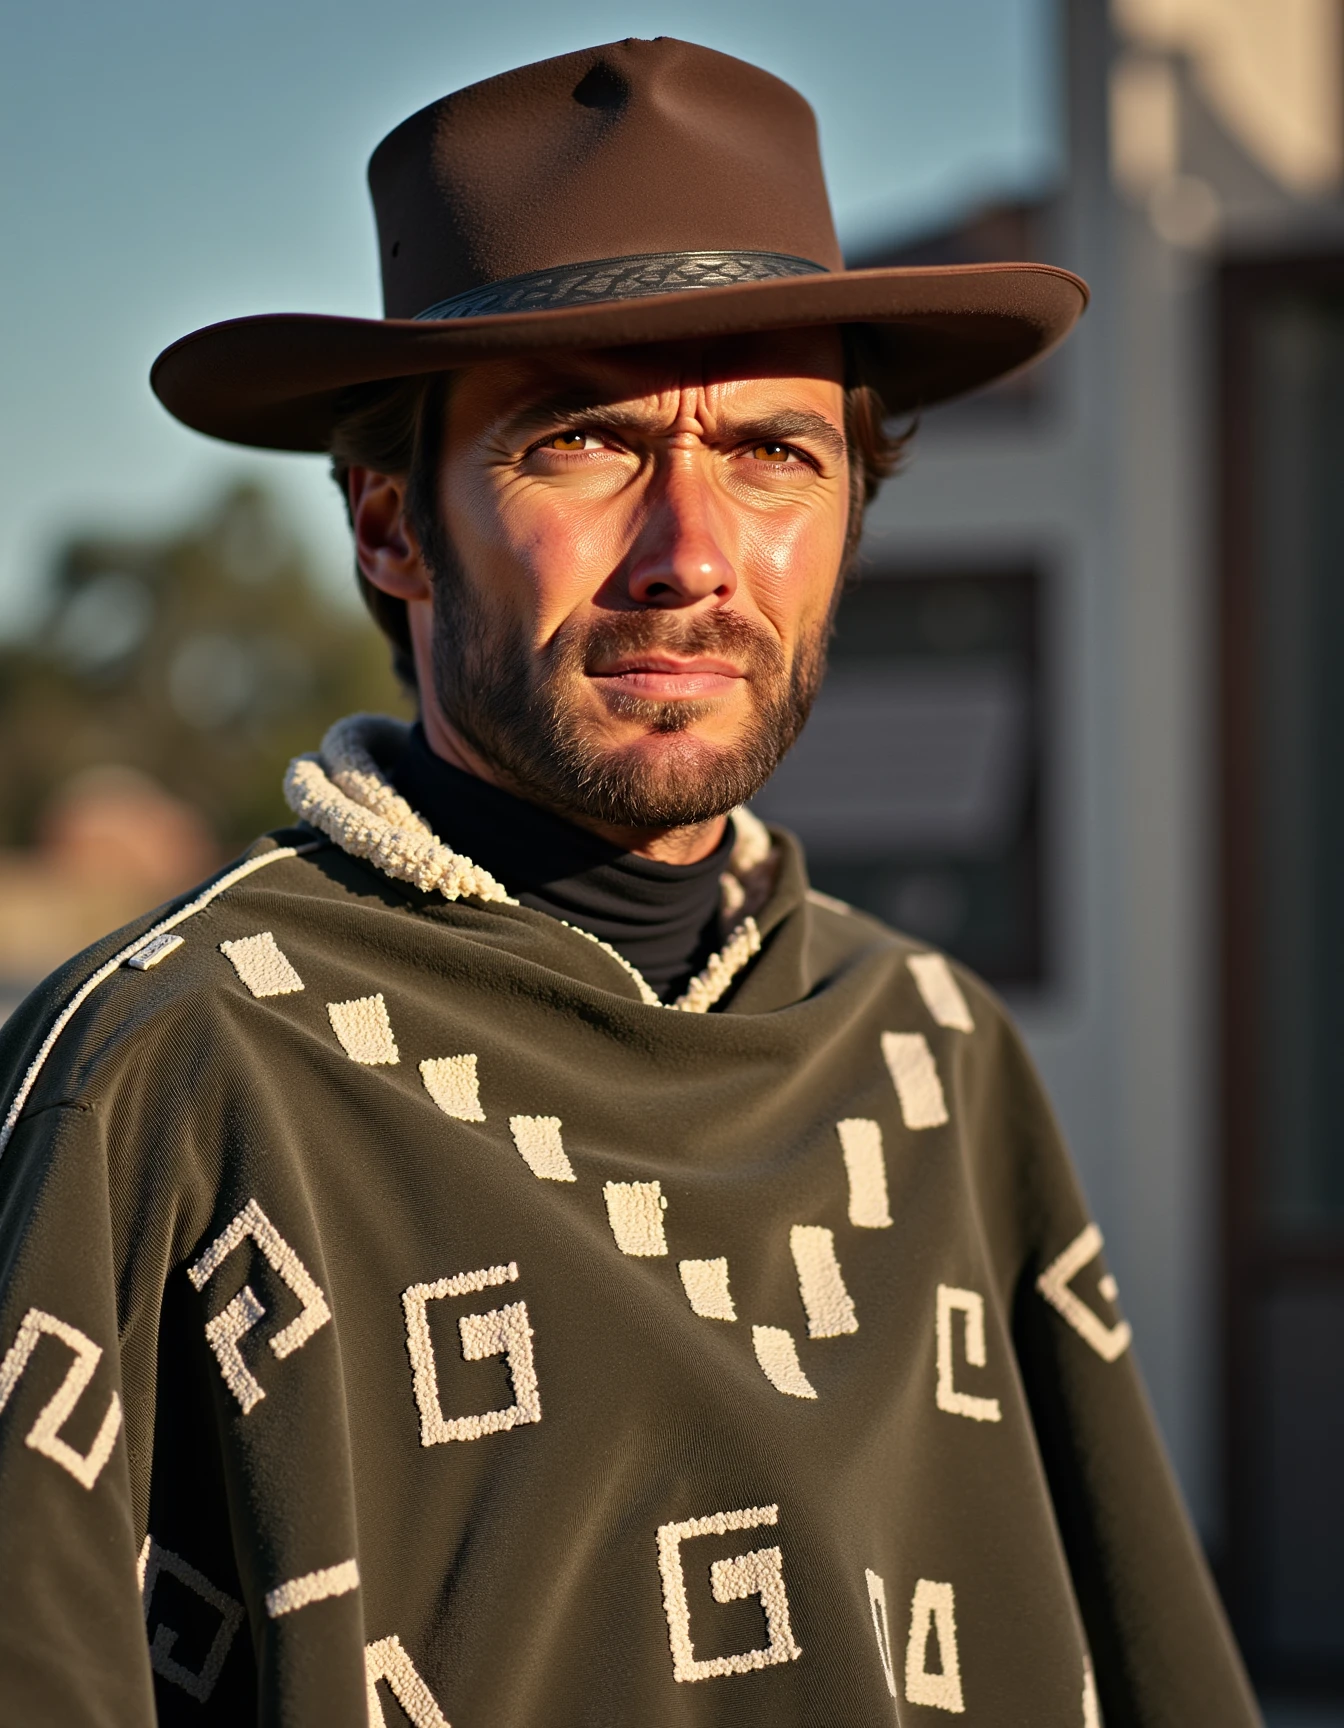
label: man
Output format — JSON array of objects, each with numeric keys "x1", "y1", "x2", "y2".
[{"x1": 0, "y1": 38, "x2": 1258, "y2": 1727}]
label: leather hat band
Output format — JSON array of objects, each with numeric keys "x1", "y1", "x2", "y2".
[{"x1": 414, "y1": 249, "x2": 828, "y2": 322}]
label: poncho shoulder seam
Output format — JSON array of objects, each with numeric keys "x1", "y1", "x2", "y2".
[{"x1": 0, "y1": 840, "x2": 319, "y2": 1161}]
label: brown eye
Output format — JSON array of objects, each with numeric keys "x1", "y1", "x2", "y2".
[
  {"x1": 751, "y1": 442, "x2": 792, "y2": 463},
  {"x1": 547, "y1": 431, "x2": 589, "y2": 451}
]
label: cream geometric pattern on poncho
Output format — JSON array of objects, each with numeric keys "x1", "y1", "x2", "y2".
[{"x1": 0, "y1": 700, "x2": 1250, "y2": 1727}]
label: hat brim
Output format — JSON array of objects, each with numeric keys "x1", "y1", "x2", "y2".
[{"x1": 151, "y1": 262, "x2": 1087, "y2": 452}]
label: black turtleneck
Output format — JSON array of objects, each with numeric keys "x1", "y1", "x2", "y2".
[{"x1": 389, "y1": 726, "x2": 734, "y2": 1001}]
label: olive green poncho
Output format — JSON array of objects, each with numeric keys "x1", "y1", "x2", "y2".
[{"x1": 0, "y1": 717, "x2": 1258, "y2": 1726}]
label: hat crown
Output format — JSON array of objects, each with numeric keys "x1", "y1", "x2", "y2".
[{"x1": 368, "y1": 38, "x2": 844, "y2": 320}]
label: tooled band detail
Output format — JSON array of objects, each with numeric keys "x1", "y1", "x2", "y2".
[{"x1": 413, "y1": 251, "x2": 828, "y2": 322}]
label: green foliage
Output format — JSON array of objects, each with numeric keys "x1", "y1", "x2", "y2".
[{"x1": 0, "y1": 483, "x2": 410, "y2": 848}]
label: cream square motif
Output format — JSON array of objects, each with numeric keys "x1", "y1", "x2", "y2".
[
  {"x1": 935, "y1": 1285, "x2": 1002, "y2": 1423},
  {"x1": 509, "y1": 1116, "x2": 576, "y2": 1181},
  {"x1": 265, "y1": 1558, "x2": 360, "y2": 1618},
  {"x1": 139, "y1": 1535, "x2": 244, "y2": 1703},
  {"x1": 907, "y1": 953, "x2": 974, "y2": 1032},
  {"x1": 327, "y1": 993, "x2": 399, "y2": 1065},
  {"x1": 604, "y1": 1181, "x2": 668, "y2": 1256},
  {"x1": 1036, "y1": 1223, "x2": 1132, "y2": 1362},
  {"x1": 401, "y1": 1262, "x2": 541, "y2": 1445},
  {"x1": 882, "y1": 1032, "x2": 949, "y2": 1129},
  {"x1": 837, "y1": 1119, "x2": 892, "y2": 1228},
  {"x1": 905, "y1": 1578, "x2": 965, "y2": 1712},
  {"x1": 219, "y1": 932, "x2": 304, "y2": 998},
  {"x1": 365, "y1": 1634, "x2": 450, "y2": 1728},
  {"x1": 0, "y1": 1307, "x2": 123, "y2": 1489},
  {"x1": 1084, "y1": 1657, "x2": 1101, "y2": 1728},
  {"x1": 679, "y1": 1258, "x2": 736, "y2": 1321},
  {"x1": 790, "y1": 1225, "x2": 859, "y2": 1338},
  {"x1": 187, "y1": 1197, "x2": 332, "y2": 1412},
  {"x1": 420, "y1": 1055, "x2": 486, "y2": 1122},
  {"x1": 751, "y1": 1326, "x2": 817, "y2": 1399},
  {"x1": 656, "y1": 1504, "x2": 801, "y2": 1683},
  {"x1": 204, "y1": 1286, "x2": 268, "y2": 1414},
  {"x1": 865, "y1": 1569, "x2": 899, "y2": 1700}
]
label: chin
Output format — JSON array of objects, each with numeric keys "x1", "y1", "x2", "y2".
[
  {"x1": 611, "y1": 722, "x2": 746, "y2": 776},
  {"x1": 592, "y1": 688, "x2": 729, "y2": 732},
  {"x1": 572, "y1": 729, "x2": 769, "y2": 829}
]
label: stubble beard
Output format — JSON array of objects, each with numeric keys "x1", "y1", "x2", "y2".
[{"x1": 424, "y1": 544, "x2": 832, "y2": 831}]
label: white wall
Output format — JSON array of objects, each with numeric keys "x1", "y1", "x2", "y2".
[{"x1": 858, "y1": 0, "x2": 1227, "y2": 1533}]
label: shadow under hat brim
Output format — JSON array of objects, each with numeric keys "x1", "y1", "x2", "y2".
[{"x1": 151, "y1": 262, "x2": 1088, "y2": 452}]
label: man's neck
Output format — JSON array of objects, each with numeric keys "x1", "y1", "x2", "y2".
[
  {"x1": 388, "y1": 725, "x2": 738, "y2": 1001},
  {"x1": 417, "y1": 706, "x2": 729, "y2": 865}
]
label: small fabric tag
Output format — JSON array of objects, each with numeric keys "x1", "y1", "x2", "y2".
[{"x1": 127, "y1": 932, "x2": 184, "y2": 971}]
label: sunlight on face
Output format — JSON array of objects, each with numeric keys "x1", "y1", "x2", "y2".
[{"x1": 421, "y1": 329, "x2": 850, "y2": 829}]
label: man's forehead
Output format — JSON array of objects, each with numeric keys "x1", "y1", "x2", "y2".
[{"x1": 454, "y1": 328, "x2": 846, "y2": 429}]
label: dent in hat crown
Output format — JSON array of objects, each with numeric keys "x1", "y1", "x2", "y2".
[{"x1": 368, "y1": 37, "x2": 845, "y2": 321}]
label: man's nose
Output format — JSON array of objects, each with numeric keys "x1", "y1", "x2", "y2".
[{"x1": 622, "y1": 462, "x2": 736, "y2": 607}]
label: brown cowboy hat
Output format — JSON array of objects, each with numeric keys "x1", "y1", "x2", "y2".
[{"x1": 151, "y1": 38, "x2": 1087, "y2": 452}]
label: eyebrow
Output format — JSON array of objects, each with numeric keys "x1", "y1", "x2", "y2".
[{"x1": 500, "y1": 394, "x2": 848, "y2": 465}]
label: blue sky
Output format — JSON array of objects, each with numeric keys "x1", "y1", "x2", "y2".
[{"x1": 0, "y1": 0, "x2": 1060, "y2": 633}]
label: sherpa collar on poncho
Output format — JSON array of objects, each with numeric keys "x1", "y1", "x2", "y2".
[{"x1": 283, "y1": 714, "x2": 778, "y2": 1013}]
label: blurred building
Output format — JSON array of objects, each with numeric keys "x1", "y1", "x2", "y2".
[
  {"x1": 0, "y1": 484, "x2": 406, "y2": 1013},
  {"x1": 756, "y1": 0, "x2": 1344, "y2": 1706},
  {"x1": 0, "y1": 770, "x2": 221, "y2": 1021},
  {"x1": 1, "y1": 1, "x2": 1338, "y2": 1707}
]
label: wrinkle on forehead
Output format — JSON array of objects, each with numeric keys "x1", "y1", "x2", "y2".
[{"x1": 448, "y1": 328, "x2": 847, "y2": 447}]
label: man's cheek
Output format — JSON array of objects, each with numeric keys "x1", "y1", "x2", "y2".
[
  {"x1": 514, "y1": 507, "x2": 632, "y2": 614},
  {"x1": 740, "y1": 516, "x2": 837, "y2": 610}
]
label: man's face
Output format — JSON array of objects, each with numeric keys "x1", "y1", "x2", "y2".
[{"x1": 417, "y1": 329, "x2": 850, "y2": 832}]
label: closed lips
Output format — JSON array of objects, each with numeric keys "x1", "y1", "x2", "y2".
[{"x1": 590, "y1": 658, "x2": 744, "y2": 696}]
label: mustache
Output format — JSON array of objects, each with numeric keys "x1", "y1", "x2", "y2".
[{"x1": 555, "y1": 608, "x2": 786, "y2": 678}]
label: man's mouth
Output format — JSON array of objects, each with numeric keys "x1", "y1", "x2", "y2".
[{"x1": 587, "y1": 655, "x2": 745, "y2": 699}]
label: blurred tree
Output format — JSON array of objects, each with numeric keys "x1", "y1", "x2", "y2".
[{"x1": 0, "y1": 483, "x2": 409, "y2": 849}]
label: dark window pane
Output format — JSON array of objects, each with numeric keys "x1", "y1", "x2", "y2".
[
  {"x1": 1251, "y1": 295, "x2": 1344, "y2": 1231},
  {"x1": 754, "y1": 569, "x2": 1045, "y2": 987}
]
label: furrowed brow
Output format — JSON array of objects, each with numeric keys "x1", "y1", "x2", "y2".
[
  {"x1": 502, "y1": 396, "x2": 847, "y2": 464},
  {"x1": 502, "y1": 394, "x2": 644, "y2": 444},
  {"x1": 722, "y1": 411, "x2": 847, "y2": 465}
]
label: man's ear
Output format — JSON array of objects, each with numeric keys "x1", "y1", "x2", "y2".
[{"x1": 348, "y1": 465, "x2": 433, "y2": 602}]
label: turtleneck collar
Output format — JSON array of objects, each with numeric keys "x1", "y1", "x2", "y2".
[{"x1": 389, "y1": 724, "x2": 734, "y2": 1001}]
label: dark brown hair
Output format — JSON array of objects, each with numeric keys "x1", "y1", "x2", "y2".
[{"x1": 328, "y1": 339, "x2": 912, "y2": 691}]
